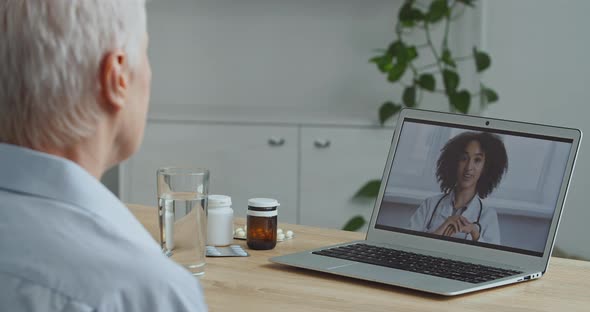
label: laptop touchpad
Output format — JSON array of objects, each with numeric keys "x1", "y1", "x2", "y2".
[{"x1": 333, "y1": 262, "x2": 414, "y2": 283}]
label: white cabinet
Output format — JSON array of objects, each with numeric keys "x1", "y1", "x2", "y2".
[
  {"x1": 120, "y1": 119, "x2": 393, "y2": 229},
  {"x1": 300, "y1": 127, "x2": 393, "y2": 230},
  {"x1": 120, "y1": 122, "x2": 299, "y2": 223}
]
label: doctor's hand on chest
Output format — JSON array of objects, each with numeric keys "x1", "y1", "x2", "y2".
[{"x1": 433, "y1": 216, "x2": 481, "y2": 241}]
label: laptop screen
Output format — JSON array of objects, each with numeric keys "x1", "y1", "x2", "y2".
[{"x1": 374, "y1": 118, "x2": 573, "y2": 257}]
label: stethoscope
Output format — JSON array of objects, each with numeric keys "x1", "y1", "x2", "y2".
[{"x1": 426, "y1": 193, "x2": 483, "y2": 239}]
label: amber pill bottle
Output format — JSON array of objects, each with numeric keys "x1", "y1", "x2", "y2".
[{"x1": 246, "y1": 198, "x2": 279, "y2": 250}]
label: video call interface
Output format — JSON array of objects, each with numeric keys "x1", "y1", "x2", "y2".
[{"x1": 374, "y1": 119, "x2": 573, "y2": 257}]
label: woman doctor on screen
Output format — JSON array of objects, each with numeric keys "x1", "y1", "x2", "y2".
[{"x1": 408, "y1": 131, "x2": 508, "y2": 245}]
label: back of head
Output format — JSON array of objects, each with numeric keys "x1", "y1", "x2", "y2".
[{"x1": 0, "y1": 0, "x2": 147, "y2": 150}]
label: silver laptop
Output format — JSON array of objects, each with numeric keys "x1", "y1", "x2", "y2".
[{"x1": 270, "y1": 108, "x2": 582, "y2": 296}]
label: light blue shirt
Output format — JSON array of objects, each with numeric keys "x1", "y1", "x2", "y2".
[{"x1": 0, "y1": 143, "x2": 207, "y2": 311}]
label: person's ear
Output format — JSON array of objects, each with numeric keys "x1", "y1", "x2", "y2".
[{"x1": 100, "y1": 51, "x2": 129, "y2": 113}]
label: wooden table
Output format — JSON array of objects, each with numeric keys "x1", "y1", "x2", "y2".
[{"x1": 128, "y1": 204, "x2": 590, "y2": 311}]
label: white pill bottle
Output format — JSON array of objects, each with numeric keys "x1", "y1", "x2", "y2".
[{"x1": 207, "y1": 195, "x2": 234, "y2": 246}]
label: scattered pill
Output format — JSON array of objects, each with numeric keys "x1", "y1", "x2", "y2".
[
  {"x1": 277, "y1": 233, "x2": 285, "y2": 241},
  {"x1": 286, "y1": 230, "x2": 294, "y2": 239},
  {"x1": 277, "y1": 228, "x2": 283, "y2": 234}
]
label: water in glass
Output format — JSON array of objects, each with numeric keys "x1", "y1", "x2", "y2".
[{"x1": 158, "y1": 192, "x2": 207, "y2": 276}]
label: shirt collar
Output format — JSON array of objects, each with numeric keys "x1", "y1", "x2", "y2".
[
  {"x1": 0, "y1": 143, "x2": 113, "y2": 208},
  {"x1": 0, "y1": 143, "x2": 159, "y2": 253},
  {"x1": 440, "y1": 190, "x2": 482, "y2": 219}
]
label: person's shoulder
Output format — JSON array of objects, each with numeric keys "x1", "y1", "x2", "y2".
[
  {"x1": 97, "y1": 254, "x2": 207, "y2": 312},
  {"x1": 0, "y1": 193, "x2": 206, "y2": 312},
  {"x1": 423, "y1": 193, "x2": 447, "y2": 205},
  {"x1": 0, "y1": 271, "x2": 95, "y2": 312},
  {"x1": 479, "y1": 198, "x2": 499, "y2": 218}
]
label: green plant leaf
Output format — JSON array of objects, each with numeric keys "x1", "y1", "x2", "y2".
[
  {"x1": 380, "y1": 60, "x2": 393, "y2": 73},
  {"x1": 402, "y1": 86, "x2": 417, "y2": 107},
  {"x1": 442, "y1": 69, "x2": 460, "y2": 93},
  {"x1": 417, "y1": 74, "x2": 436, "y2": 91},
  {"x1": 342, "y1": 215, "x2": 366, "y2": 232},
  {"x1": 387, "y1": 62, "x2": 407, "y2": 82},
  {"x1": 449, "y1": 90, "x2": 471, "y2": 113},
  {"x1": 369, "y1": 55, "x2": 383, "y2": 70},
  {"x1": 387, "y1": 41, "x2": 403, "y2": 57},
  {"x1": 389, "y1": 41, "x2": 417, "y2": 65},
  {"x1": 427, "y1": 0, "x2": 449, "y2": 23},
  {"x1": 397, "y1": 47, "x2": 414, "y2": 64},
  {"x1": 441, "y1": 49, "x2": 456, "y2": 68},
  {"x1": 379, "y1": 102, "x2": 402, "y2": 125},
  {"x1": 354, "y1": 180, "x2": 381, "y2": 198},
  {"x1": 483, "y1": 87, "x2": 499, "y2": 104},
  {"x1": 369, "y1": 55, "x2": 393, "y2": 73},
  {"x1": 369, "y1": 56, "x2": 380, "y2": 63},
  {"x1": 473, "y1": 47, "x2": 491, "y2": 72},
  {"x1": 399, "y1": 2, "x2": 425, "y2": 25},
  {"x1": 405, "y1": 46, "x2": 418, "y2": 62}
]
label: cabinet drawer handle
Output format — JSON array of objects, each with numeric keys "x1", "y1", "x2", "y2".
[
  {"x1": 314, "y1": 139, "x2": 331, "y2": 149},
  {"x1": 268, "y1": 137, "x2": 285, "y2": 147}
]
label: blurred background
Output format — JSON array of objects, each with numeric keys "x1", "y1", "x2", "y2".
[{"x1": 101, "y1": 0, "x2": 590, "y2": 260}]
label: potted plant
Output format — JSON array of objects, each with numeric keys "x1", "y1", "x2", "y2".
[{"x1": 343, "y1": 0, "x2": 498, "y2": 231}]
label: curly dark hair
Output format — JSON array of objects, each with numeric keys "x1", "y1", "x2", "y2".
[{"x1": 436, "y1": 131, "x2": 508, "y2": 199}]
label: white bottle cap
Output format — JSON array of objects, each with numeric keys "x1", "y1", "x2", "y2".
[
  {"x1": 248, "y1": 198, "x2": 280, "y2": 208},
  {"x1": 209, "y1": 195, "x2": 232, "y2": 208}
]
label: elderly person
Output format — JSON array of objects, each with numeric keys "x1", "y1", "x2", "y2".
[{"x1": 0, "y1": 1, "x2": 206, "y2": 311}]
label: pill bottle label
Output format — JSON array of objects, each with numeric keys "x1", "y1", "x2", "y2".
[{"x1": 247, "y1": 210, "x2": 277, "y2": 217}]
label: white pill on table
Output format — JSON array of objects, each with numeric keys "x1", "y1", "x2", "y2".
[
  {"x1": 277, "y1": 233, "x2": 285, "y2": 241},
  {"x1": 286, "y1": 230, "x2": 294, "y2": 239},
  {"x1": 236, "y1": 230, "x2": 246, "y2": 238},
  {"x1": 277, "y1": 228, "x2": 283, "y2": 234},
  {"x1": 235, "y1": 227, "x2": 244, "y2": 234}
]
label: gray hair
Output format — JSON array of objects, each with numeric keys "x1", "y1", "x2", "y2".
[{"x1": 0, "y1": 0, "x2": 147, "y2": 149}]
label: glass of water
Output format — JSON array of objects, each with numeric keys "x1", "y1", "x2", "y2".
[{"x1": 157, "y1": 167, "x2": 209, "y2": 276}]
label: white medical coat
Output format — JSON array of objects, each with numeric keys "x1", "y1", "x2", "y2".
[{"x1": 408, "y1": 192, "x2": 501, "y2": 245}]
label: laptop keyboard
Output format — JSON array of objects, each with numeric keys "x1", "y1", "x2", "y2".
[{"x1": 312, "y1": 243, "x2": 522, "y2": 284}]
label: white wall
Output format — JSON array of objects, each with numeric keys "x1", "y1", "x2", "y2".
[
  {"x1": 481, "y1": 0, "x2": 590, "y2": 259},
  {"x1": 104, "y1": 0, "x2": 590, "y2": 258},
  {"x1": 105, "y1": 0, "x2": 408, "y2": 196},
  {"x1": 146, "y1": 0, "x2": 398, "y2": 115},
  {"x1": 144, "y1": 0, "x2": 478, "y2": 116}
]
